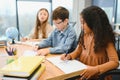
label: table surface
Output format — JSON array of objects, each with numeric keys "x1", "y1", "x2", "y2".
[{"x1": 0, "y1": 42, "x2": 84, "y2": 80}]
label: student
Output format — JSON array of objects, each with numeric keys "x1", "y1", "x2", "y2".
[
  {"x1": 61, "y1": 6, "x2": 119, "y2": 80},
  {"x1": 21, "y1": 8, "x2": 53, "y2": 41},
  {"x1": 34, "y1": 6, "x2": 77, "y2": 56}
]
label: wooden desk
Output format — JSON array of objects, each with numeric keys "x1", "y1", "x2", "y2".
[{"x1": 0, "y1": 44, "x2": 84, "y2": 80}]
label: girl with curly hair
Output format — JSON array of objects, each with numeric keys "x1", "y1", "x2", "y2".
[{"x1": 61, "y1": 6, "x2": 119, "y2": 80}]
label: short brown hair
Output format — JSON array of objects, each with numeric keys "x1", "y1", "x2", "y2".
[{"x1": 52, "y1": 6, "x2": 69, "y2": 21}]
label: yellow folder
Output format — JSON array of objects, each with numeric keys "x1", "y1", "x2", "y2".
[
  {"x1": 2, "y1": 64, "x2": 46, "y2": 80},
  {"x1": 0, "y1": 56, "x2": 45, "y2": 77}
]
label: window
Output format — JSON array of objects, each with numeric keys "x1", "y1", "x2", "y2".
[
  {"x1": 92, "y1": 0, "x2": 115, "y2": 24},
  {"x1": 0, "y1": 0, "x2": 16, "y2": 40},
  {"x1": 116, "y1": 0, "x2": 120, "y2": 23},
  {"x1": 17, "y1": 1, "x2": 51, "y2": 37},
  {"x1": 0, "y1": 0, "x2": 74, "y2": 40}
]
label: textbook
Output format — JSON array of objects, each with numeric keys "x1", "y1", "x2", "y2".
[
  {"x1": 1, "y1": 64, "x2": 45, "y2": 80},
  {"x1": 47, "y1": 56, "x2": 87, "y2": 74},
  {"x1": 0, "y1": 56, "x2": 45, "y2": 77}
]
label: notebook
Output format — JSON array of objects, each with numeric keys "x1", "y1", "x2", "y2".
[
  {"x1": 47, "y1": 56, "x2": 86, "y2": 74},
  {"x1": 0, "y1": 56, "x2": 45, "y2": 77},
  {"x1": 1, "y1": 64, "x2": 45, "y2": 80}
]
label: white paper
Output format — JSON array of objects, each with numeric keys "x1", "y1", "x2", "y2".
[
  {"x1": 23, "y1": 50, "x2": 37, "y2": 56},
  {"x1": 47, "y1": 56, "x2": 86, "y2": 74},
  {"x1": 16, "y1": 41, "x2": 39, "y2": 46}
]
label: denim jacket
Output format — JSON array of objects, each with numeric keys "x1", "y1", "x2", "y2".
[{"x1": 38, "y1": 25, "x2": 77, "y2": 54}]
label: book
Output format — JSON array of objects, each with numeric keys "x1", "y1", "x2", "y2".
[
  {"x1": 0, "y1": 56, "x2": 45, "y2": 77},
  {"x1": 1, "y1": 64, "x2": 45, "y2": 80},
  {"x1": 47, "y1": 56, "x2": 86, "y2": 74}
]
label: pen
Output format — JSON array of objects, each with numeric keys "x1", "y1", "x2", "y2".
[
  {"x1": 65, "y1": 50, "x2": 68, "y2": 57},
  {"x1": 13, "y1": 48, "x2": 17, "y2": 55},
  {"x1": 65, "y1": 53, "x2": 68, "y2": 57},
  {"x1": 64, "y1": 50, "x2": 69, "y2": 62},
  {"x1": 5, "y1": 48, "x2": 13, "y2": 56},
  {"x1": 5, "y1": 47, "x2": 17, "y2": 56}
]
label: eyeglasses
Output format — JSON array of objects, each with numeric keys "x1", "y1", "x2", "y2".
[
  {"x1": 57, "y1": 21, "x2": 63, "y2": 24},
  {"x1": 54, "y1": 21, "x2": 63, "y2": 25}
]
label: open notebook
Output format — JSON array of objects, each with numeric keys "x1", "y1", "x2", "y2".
[
  {"x1": 0, "y1": 56, "x2": 45, "y2": 77},
  {"x1": 47, "y1": 56, "x2": 86, "y2": 74}
]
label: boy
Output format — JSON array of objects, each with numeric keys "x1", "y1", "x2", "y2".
[{"x1": 34, "y1": 6, "x2": 77, "y2": 56}]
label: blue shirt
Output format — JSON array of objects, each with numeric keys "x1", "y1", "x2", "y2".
[{"x1": 38, "y1": 25, "x2": 77, "y2": 54}]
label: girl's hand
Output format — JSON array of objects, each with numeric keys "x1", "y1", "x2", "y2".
[
  {"x1": 60, "y1": 54, "x2": 71, "y2": 60},
  {"x1": 80, "y1": 66, "x2": 99, "y2": 80}
]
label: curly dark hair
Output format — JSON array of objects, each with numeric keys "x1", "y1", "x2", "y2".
[{"x1": 78, "y1": 6, "x2": 115, "y2": 52}]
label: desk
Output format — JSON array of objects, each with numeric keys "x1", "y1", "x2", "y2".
[{"x1": 0, "y1": 43, "x2": 84, "y2": 80}]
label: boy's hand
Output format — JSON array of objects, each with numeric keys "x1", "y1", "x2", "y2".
[{"x1": 37, "y1": 48, "x2": 50, "y2": 56}]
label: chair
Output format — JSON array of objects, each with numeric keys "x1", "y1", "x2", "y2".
[
  {"x1": 97, "y1": 24, "x2": 120, "y2": 79},
  {"x1": 99, "y1": 69, "x2": 120, "y2": 80}
]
